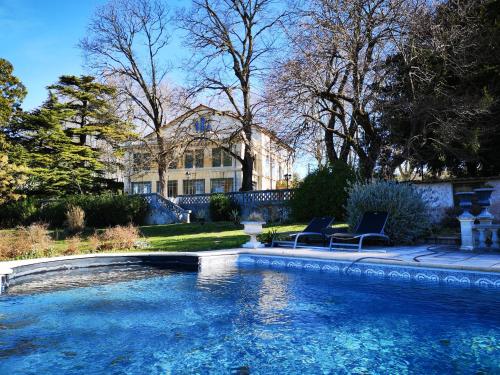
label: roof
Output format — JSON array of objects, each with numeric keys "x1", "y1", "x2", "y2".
[{"x1": 144, "y1": 104, "x2": 294, "y2": 153}]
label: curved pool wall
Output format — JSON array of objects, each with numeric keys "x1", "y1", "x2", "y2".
[{"x1": 1, "y1": 250, "x2": 500, "y2": 294}]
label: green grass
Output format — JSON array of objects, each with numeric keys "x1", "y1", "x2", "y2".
[
  {"x1": 140, "y1": 222, "x2": 305, "y2": 251},
  {"x1": 0, "y1": 221, "x2": 349, "y2": 261}
]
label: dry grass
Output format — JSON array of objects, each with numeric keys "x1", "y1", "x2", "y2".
[
  {"x1": 100, "y1": 224, "x2": 141, "y2": 250},
  {"x1": 0, "y1": 223, "x2": 54, "y2": 260},
  {"x1": 65, "y1": 205, "x2": 85, "y2": 233},
  {"x1": 88, "y1": 233, "x2": 101, "y2": 253},
  {"x1": 64, "y1": 235, "x2": 82, "y2": 255}
]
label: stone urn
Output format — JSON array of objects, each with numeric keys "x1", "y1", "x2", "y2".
[
  {"x1": 474, "y1": 187, "x2": 495, "y2": 223},
  {"x1": 241, "y1": 221, "x2": 266, "y2": 249},
  {"x1": 455, "y1": 192, "x2": 475, "y2": 216}
]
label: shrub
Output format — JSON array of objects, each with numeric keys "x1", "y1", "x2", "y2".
[
  {"x1": 0, "y1": 223, "x2": 54, "y2": 260},
  {"x1": 38, "y1": 194, "x2": 148, "y2": 228},
  {"x1": 64, "y1": 236, "x2": 82, "y2": 255},
  {"x1": 290, "y1": 161, "x2": 356, "y2": 222},
  {"x1": 345, "y1": 181, "x2": 432, "y2": 244},
  {"x1": 209, "y1": 194, "x2": 239, "y2": 221},
  {"x1": 99, "y1": 224, "x2": 142, "y2": 251},
  {"x1": 0, "y1": 198, "x2": 38, "y2": 228},
  {"x1": 65, "y1": 205, "x2": 85, "y2": 233},
  {"x1": 88, "y1": 233, "x2": 101, "y2": 253}
]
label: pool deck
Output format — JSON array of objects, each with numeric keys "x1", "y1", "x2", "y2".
[{"x1": 1, "y1": 245, "x2": 499, "y2": 277}]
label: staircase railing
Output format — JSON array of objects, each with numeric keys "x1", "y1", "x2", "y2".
[{"x1": 143, "y1": 193, "x2": 191, "y2": 223}]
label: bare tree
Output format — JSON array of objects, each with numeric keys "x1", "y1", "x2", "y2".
[
  {"x1": 80, "y1": 0, "x2": 187, "y2": 196},
  {"x1": 267, "y1": 0, "x2": 424, "y2": 178},
  {"x1": 179, "y1": 0, "x2": 286, "y2": 191}
]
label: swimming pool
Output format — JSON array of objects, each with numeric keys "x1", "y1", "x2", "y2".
[{"x1": 0, "y1": 264, "x2": 499, "y2": 374}]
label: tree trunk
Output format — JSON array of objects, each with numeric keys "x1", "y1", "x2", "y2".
[
  {"x1": 240, "y1": 143, "x2": 254, "y2": 191},
  {"x1": 324, "y1": 119, "x2": 338, "y2": 165},
  {"x1": 156, "y1": 133, "x2": 167, "y2": 196}
]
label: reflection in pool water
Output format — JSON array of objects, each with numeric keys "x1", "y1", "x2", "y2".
[{"x1": 0, "y1": 265, "x2": 499, "y2": 374}]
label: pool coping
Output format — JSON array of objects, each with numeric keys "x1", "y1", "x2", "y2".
[{"x1": 1, "y1": 247, "x2": 499, "y2": 293}]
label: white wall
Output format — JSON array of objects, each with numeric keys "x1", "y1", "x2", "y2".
[{"x1": 413, "y1": 178, "x2": 500, "y2": 223}]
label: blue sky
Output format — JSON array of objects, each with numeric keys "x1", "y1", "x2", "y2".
[
  {"x1": 0, "y1": 0, "x2": 189, "y2": 110},
  {"x1": 1, "y1": 0, "x2": 311, "y2": 176},
  {"x1": 0, "y1": 0, "x2": 107, "y2": 109}
]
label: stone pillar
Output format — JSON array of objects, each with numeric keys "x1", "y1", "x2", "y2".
[
  {"x1": 492, "y1": 227, "x2": 499, "y2": 249},
  {"x1": 458, "y1": 212, "x2": 476, "y2": 251}
]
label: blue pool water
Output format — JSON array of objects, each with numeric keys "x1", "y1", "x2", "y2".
[{"x1": 0, "y1": 265, "x2": 499, "y2": 374}]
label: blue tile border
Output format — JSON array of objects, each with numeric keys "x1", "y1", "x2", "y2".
[{"x1": 237, "y1": 254, "x2": 500, "y2": 290}]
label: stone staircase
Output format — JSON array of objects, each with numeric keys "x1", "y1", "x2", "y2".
[{"x1": 142, "y1": 194, "x2": 191, "y2": 225}]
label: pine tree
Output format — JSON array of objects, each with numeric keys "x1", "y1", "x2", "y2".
[
  {"x1": 0, "y1": 58, "x2": 29, "y2": 203},
  {"x1": 47, "y1": 75, "x2": 133, "y2": 148},
  {"x1": 9, "y1": 98, "x2": 104, "y2": 196}
]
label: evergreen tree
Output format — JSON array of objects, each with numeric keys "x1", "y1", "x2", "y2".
[
  {"x1": 47, "y1": 75, "x2": 132, "y2": 148},
  {"x1": 380, "y1": 0, "x2": 500, "y2": 178},
  {"x1": 3, "y1": 75, "x2": 134, "y2": 196},
  {"x1": 0, "y1": 58, "x2": 29, "y2": 203},
  {"x1": 8, "y1": 97, "x2": 103, "y2": 196}
]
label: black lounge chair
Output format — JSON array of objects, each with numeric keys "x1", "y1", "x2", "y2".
[
  {"x1": 273, "y1": 217, "x2": 335, "y2": 249},
  {"x1": 329, "y1": 211, "x2": 389, "y2": 251}
]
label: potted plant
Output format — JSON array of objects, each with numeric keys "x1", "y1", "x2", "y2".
[{"x1": 241, "y1": 212, "x2": 266, "y2": 248}]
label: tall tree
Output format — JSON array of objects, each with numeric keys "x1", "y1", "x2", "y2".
[
  {"x1": 48, "y1": 75, "x2": 134, "y2": 178},
  {"x1": 0, "y1": 58, "x2": 29, "y2": 203},
  {"x1": 381, "y1": 0, "x2": 500, "y2": 178},
  {"x1": 180, "y1": 0, "x2": 286, "y2": 191},
  {"x1": 48, "y1": 75, "x2": 133, "y2": 147},
  {"x1": 7, "y1": 97, "x2": 105, "y2": 196},
  {"x1": 267, "y1": 0, "x2": 421, "y2": 178},
  {"x1": 80, "y1": 0, "x2": 185, "y2": 196}
]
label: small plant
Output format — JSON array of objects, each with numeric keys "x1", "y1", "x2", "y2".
[
  {"x1": 100, "y1": 224, "x2": 142, "y2": 251},
  {"x1": 195, "y1": 209, "x2": 207, "y2": 223},
  {"x1": 230, "y1": 209, "x2": 240, "y2": 225},
  {"x1": 0, "y1": 223, "x2": 54, "y2": 260},
  {"x1": 64, "y1": 235, "x2": 82, "y2": 255},
  {"x1": 65, "y1": 205, "x2": 85, "y2": 233},
  {"x1": 88, "y1": 232, "x2": 101, "y2": 253},
  {"x1": 247, "y1": 211, "x2": 264, "y2": 222},
  {"x1": 257, "y1": 228, "x2": 278, "y2": 244}
]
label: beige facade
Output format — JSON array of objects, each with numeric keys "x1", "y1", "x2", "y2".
[{"x1": 124, "y1": 106, "x2": 293, "y2": 196}]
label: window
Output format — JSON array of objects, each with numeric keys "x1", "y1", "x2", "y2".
[
  {"x1": 183, "y1": 179, "x2": 205, "y2": 195},
  {"x1": 156, "y1": 180, "x2": 178, "y2": 197},
  {"x1": 194, "y1": 116, "x2": 211, "y2": 133},
  {"x1": 210, "y1": 178, "x2": 234, "y2": 193},
  {"x1": 212, "y1": 148, "x2": 232, "y2": 167},
  {"x1": 131, "y1": 182, "x2": 152, "y2": 194},
  {"x1": 184, "y1": 152, "x2": 193, "y2": 168},
  {"x1": 184, "y1": 150, "x2": 204, "y2": 168}
]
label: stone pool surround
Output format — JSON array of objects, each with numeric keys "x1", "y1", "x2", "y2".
[{"x1": 1, "y1": 246, "x2": 500, "y2": 294}]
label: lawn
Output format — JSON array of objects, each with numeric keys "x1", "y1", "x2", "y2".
[
  {"x1": 0, "y1": 221, "x2": 350, "y2": 261},
  {"x1": 141, "y1": 222, "x2": 306, "y2": 252}
]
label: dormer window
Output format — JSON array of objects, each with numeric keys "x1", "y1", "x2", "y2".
[{"x1": 194, "y1": 116, "x2": 211, "y2": 133}]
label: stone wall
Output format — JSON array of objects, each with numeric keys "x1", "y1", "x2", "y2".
[{"x1": 413, "y1": 177, "x2": 500, "y2": 223}]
